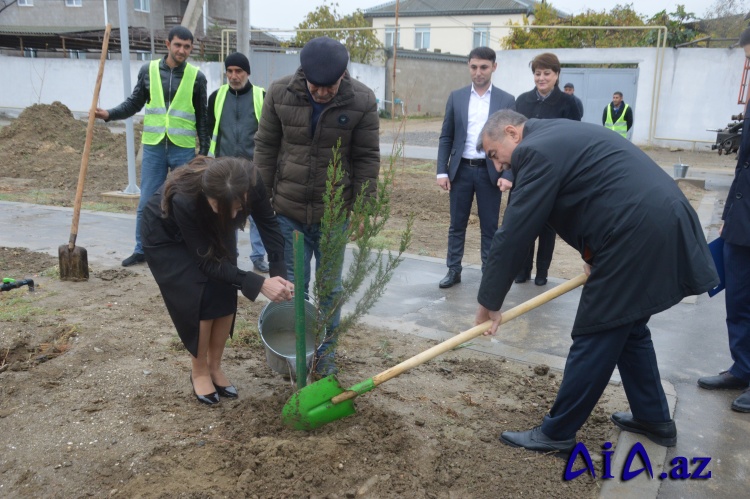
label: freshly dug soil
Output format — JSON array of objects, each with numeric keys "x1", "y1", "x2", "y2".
[{"x1": 0, "y1": 247, "x2": 625, "y2": 498}]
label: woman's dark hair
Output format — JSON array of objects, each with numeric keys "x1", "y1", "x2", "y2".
[
  {"x1": 162, "y1": 156, "x2": 257, "y2": 260},
  {"x1": 530, "y1": 52, "x2": 561, "y2": 86}
]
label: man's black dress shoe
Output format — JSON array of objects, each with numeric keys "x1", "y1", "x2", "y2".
[
  {"x1": 534, "y1": 276, "x2": 548, "y2": 286},
  {"x1": 439, "y1": 269, "x2": 461, "y2": 289},
  {"x1": 514, "y1": 271, "x2": 531, "y2": 283},
  {"x1": 190, "y1": 374, "x2": 219, "y2": 405},
  {"x1": 732, "y1": 389, "x2": 750, "y2": 412},
  {"x1": 499, "y1": 426, "x2": 576, "y2": 453},
  {"x1": 122, "y1": 252, "x2": 146, "y2": 267},
  {"x1": 611, "y1": 412, "x2": 676, "y2": 447},
  {"x1": 213, "y1": 383, "x2": 238, "y2": 398},
  {"x1": 698, "y1": 370, "x2": 749, "y2": 390}
]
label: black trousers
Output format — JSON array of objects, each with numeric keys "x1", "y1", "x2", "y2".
[
  {"x1": 725, "y1": 241, "x2": 750, "y2": 381},
  {"x1": 540, "y1": 316, "x2": 671, "y2": 440},
  {"x1": 520, "y1": 225, "x2": 555, "y2": 277},
  {"x1": 446, "y1": 161, "x2": 501, "y2": 272}
]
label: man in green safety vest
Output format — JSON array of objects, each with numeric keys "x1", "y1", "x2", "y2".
[
  {"x1": 602, "y1": 91, "x2": 633, "y2": 139},
  {"x1": 92, "y1": 26, "x2": 209, "y2": 267},
  {"x1": 207, "y1": 52, "x2": 273, "y2": 274}
]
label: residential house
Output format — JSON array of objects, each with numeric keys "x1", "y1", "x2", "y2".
[
  {"x1": 0, "y1": 0, "x2": 277, "y2": 58},
  {"x1": 363, "y1": 0, "x2": 536, "y2": 56}
]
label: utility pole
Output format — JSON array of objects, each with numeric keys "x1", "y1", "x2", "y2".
[
  {"x1": 238, "y1": 0, "x2": 250, "y2": 56},
  {"x1": 391, "y1": 0, "x2": 399, "y2": 120},
  {"x1": 117, "y1": 0, "x2": 138, "y2": 195},
  {"x1": 181, "y1": 0, "x2": 205, "y2": 34}
]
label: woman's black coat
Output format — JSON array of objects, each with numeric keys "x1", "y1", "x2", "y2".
[
  {"x1": 478, "y1": 119, "x2": 719, "y2": 334},
  {"x1": 141, "y1": 175, "x2": 286, "y2": 356},
  {"x1": 514, "y1": 85, "x2": 582, "y2": 121}
]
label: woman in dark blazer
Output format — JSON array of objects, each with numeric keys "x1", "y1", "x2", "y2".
[
  {"x1": 141, "y1": 156, "x2": 293, "y2": 405},
  {"x1": 513, "y1": 52, "x2": 581, "y2": 286}
]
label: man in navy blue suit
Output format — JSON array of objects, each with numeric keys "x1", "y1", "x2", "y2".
[
  {"x1": 697, "y1": 26, "x2": 750, "y2": 412},
  {"x1": 437, "y1": 46, "x2": 516, "y2": 288}
]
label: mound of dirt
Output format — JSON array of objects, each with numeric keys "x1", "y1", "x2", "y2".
[{"x1": 0, "y1": 102, "x2": 141, "y2": 197}]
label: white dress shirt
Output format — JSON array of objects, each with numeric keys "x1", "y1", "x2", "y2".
[{"x1": 462, "y1": 84, "x2": 492, "y2": 159}]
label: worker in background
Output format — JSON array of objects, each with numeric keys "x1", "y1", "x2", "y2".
[
  {"x1": 602, "y1": 91, "x2": 633, "y2": 139},
  {"x1": 207, "y1": 52, "x2": 272, "y2": 274}
]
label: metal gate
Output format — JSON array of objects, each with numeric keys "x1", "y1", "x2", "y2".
[{"x1": 559, "y1": 67, "x2": 639, "y2": 133}]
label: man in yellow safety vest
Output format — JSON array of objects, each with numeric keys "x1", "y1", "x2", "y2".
[
  {"x1": 207, "y1": 52, "x2": 273, "y2": 274},
  {"x1": 602, "y1": 91, "x2": 633, "y2": 139},
  {"x1": 93, "y1": 26, "x2": 209, "y2": 267}
]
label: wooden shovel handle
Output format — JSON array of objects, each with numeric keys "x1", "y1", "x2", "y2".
[
  {"x1": 69, "y1": 24, "x2": 111, "y2": 250},
  {"x1": 331, "y1": 273, "x2": 588, "y2": 404}
]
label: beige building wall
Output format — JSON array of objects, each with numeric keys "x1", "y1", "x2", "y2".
[{"x1": 371, "y1": 14, "x2": 526, "y2": 56}]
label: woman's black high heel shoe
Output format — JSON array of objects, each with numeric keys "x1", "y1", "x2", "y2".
[
  {"x1": 213, "y1": 382, "x2": 238, "y2": 398},
  {"x1": 190, "y1": 374, "x2": 220, "y2": 405}
]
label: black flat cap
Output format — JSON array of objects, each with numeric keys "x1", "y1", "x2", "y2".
[{"x1": 300, "y1": 36, "x2": 349, "y2": 86}]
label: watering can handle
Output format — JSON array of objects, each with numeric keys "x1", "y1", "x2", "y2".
[{"x1": 331, "y1": 273, "x2": 588, "y2": 404}]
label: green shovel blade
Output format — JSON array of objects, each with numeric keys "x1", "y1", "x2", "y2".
[{"x1": 282, "y1": 375, "x2": 357, "y2": 431}]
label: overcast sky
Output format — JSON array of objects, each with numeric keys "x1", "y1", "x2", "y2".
[{"x1": 248, "y1": 1, "x2": 722, "y2": 31}]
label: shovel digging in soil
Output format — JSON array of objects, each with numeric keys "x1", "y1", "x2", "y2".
[
  {"x1": 282, "y1": 273, "x2": 588, "y2": 430},
  {"x1": 59, "y1": 24, "x2": 111, "y2": 281}
]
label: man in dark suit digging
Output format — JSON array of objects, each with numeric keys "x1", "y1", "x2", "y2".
[
  {"x1": 436, "y1": 46, "x2": 516, "y2": 288},
  {"x1": 475, "y1": 109, "x2": 719, "y2": 452}
]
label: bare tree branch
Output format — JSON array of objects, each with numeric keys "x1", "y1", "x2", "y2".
[{"x1": 0, "y1": 1, "x2": 19, "y2": 16}]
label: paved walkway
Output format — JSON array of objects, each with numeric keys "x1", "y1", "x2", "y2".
[{"x1": 0, "y1": 160, "x2": 743, "y2": 498}]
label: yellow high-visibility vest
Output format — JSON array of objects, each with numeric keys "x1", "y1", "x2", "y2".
[
  {"x1": 605, "y1": 103, "x2": 629, "y2": 138},
  {"x1": 208, "y1": 84, "x2": 264, "y2": 157},
  {"x1": 142, "y1": 60, "x2": 198, "y2": 148}
]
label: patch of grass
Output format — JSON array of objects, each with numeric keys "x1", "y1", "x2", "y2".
[
  {"x1": 404, "y1": 114, "x2": 440, "y2": 121},
  {"x1": 451, "y1": 342, "x2": 475, "y2": 351},
  {"x1": 0, "y1": 294, "x2": 44, "y2": 321},
  {"x1": 31, "y1": 190, "x2": 58, "y2": 204},
  {"x1": 0, "y1": 190, "x2": 69, "y2": 206},
  {"x1": 370, "y1": 227, "x2": 411, "y2": 251},
  {"x1": 376, "y1": 339, "x2": 393, "y2": 360},
  {"x1": 81, "y1": 201, "x2": 132, "y2": 213},
  {"x1": 0, "y1": 191, "x2": 130, "y2": 213},
  {"x1": 228, "y1": 317, "x2": 263, "y2": 349},
  {"x1": 380, "y1": 159, "x2": 435, "y2": 175},
  {"x1": 41, "y1": 265, "x2": 60, "y2": 279},
  {"x1": 168, "y1": 334, "x2": 186, "y2": 352}
]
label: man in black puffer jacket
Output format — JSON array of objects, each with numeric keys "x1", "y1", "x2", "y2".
[{"x1": 254, "y1": 37, "x2": 380, "y2": 376}]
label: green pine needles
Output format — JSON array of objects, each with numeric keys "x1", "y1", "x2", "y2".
[{"x1": 312, "y1": 139, "x2": 414, "y2": 369}]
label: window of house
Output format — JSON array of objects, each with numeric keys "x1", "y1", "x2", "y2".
[
  {"x1": 23, "y1": 48, "x2": 37, "y2": 58},
  {"x1": 65, "y1": 0, "x2": 82, "y2": 6},
  {"x1": 18, "y1": 0, "x2": 33, "y2": 6},
  {"x1": 385, "y1": 25, "x2": 400, "y2": 48},
  {"x1": 134, "y1": 0, "x2": 150, "y2": 13},
  {"x1": 68, "y1": 49, "x2": 84, "y2": 59},
  {"x1": 415, "y1": 25, "x2": 430, "y2": 50},
  {"x1": 473, "y1": 23, "x2": 490, "y2": 48},
  {"x1": 135, "y1": 51, "x2": 150, "y2": 61}
]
